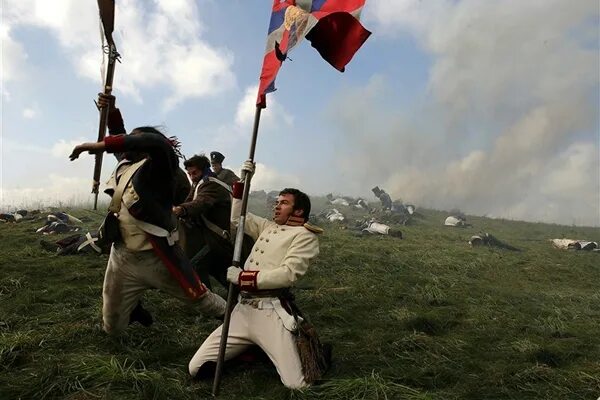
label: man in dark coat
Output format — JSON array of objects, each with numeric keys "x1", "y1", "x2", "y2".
[
  {"x1": 173, "y1": 154, "x2": 233, "y2": 289},
  {"x1": 210, "y1": 151, "x2": 239, "y2": 187},
  {"x1": 69, "y1": 94, "x2": 225, "y2": 335}
]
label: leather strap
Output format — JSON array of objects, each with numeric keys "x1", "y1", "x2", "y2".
[
  {"x1": 200, "y1": 215, "x2": 229, "y2": 240},
  {"x1": 108, "y1": 159, "x2": 146, "y2": 213},
  {"x1": 76, "y1": 232, "x2": 102, "y2": 253},
  {"x1": 193, "y1": 176, "x2": 232, "y2": 200},
  {"x1": 208, "y1": 176, "x2": 232, "y2": 193},
  {"x1": 192, "y1": 176, "x2": 231, "y2": 240},
  {"x1": 108, "y1": 159, "x2": 179, "y2": 246},
  {"x1": 132, "y1": 218, "x2": 179, "y2": 246}
]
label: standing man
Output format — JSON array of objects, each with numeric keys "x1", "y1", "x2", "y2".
[
  {"x1": 69, "y1": 94, "x2": 225, "y2": 335},
  {"x1": 173, "y1": 154, "x2": 233, "y2": 289},
  {"x1": 210, "y1": 151, "x2": 240, "y2": 187},
  {"x1": 188, "y1": 162, "x2": 326, "y2": 389},
  {"x1": 372, "y1": 186, "x2": 393, "y2": 210}
]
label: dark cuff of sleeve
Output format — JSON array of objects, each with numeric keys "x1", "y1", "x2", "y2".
[
  {"x1": 232, "y1": 181, "x2": 244, "y2": 199},
  {"x1": 239, "y1": 270, "x2": 258, "y2": 291},
  {"x1": 108, "y1": 108, "x2": 126, "y2": 135},
  {"x1": 104, "y1": 135, "x2": 126, "y2": 153}
]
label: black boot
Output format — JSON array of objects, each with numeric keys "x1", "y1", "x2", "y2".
[
  {"x1": 129, "y1": 301, "x2": 153, "y2": 327},
  {"x1": 322, "y1": 342, "x2": 333, "y2": 369}
]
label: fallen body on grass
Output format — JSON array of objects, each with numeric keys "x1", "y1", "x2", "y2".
[
  {"x1": 444, "y1": 215, "x2": 468, "y2": 227},
  {"x1": 359, "y1": 219, "x2": 402, "y2": 238},
  {"x1": 551, "y1": 238, "x2": 599, "y2": 251},
  {"x1": 40, "y1": 231, "x2": 110, "y2": 255},
  {"x1": 318, "y1": 208, "x2": 346, "y2": 222},
  {"x1": 469, "y1": 233, "x2": 520, "y2": 251},
  {"x1": 0, "y1": 209, "x2": 41, "y2": 223},
  {"x1": 35, "y1": 212, "x2": 83, "y2": 234}
]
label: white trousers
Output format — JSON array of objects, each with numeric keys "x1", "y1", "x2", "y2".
[
  {"x1": 188, "y1": 302, "x2": 307, "y2": 389},
  {"x1": 102, "y1": 244, "x2": 226, "y2": 334}
]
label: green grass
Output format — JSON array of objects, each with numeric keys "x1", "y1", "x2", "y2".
[{"x1": 1, "y1": 199, "x2": 599, "y2": 399}]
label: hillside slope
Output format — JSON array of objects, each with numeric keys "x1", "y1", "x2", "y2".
[{"x1": 1, "y1": 200, "x2": 598, "y2": 399}]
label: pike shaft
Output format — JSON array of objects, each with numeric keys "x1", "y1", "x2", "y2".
[
  {"x1": 212, "y1": 105, "x2": 262, "y2": 396},
  {"x1": 92, "y1": 44, "x2": 119, "y2": 210}
]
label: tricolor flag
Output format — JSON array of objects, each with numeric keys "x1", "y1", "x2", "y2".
[{"x1": 256, "y1": 0, "x2": 371, "y2": 107}]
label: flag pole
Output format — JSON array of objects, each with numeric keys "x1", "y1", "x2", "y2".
[
  {"x1": 212, "y1": 105, "x2": 262, "y2": 397},
  {"x1": 211, "y1": 2, "x2": 371, "y2": 394}
]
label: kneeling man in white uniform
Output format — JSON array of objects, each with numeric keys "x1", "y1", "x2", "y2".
[{"x1": 189, "y1": 162, "x2": 322, "y2": 389}]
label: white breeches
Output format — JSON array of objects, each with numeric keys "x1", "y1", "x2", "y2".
[{"x1": 188, "y1": 301, "x2": 307, "y2": 389}]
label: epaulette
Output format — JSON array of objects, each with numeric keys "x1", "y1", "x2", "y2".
[{"x1": 304, "y1": 222, "x2": 324, "y2": 234}]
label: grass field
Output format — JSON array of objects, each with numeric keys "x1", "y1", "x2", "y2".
[{"x1": 1, "y1": 197, "x2": 599, "y2": 399}]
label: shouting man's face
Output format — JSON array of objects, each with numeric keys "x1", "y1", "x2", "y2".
[
  {"x1": 186, "y1": 166, "x2": 202, "y2": 184},
  {"x1": 273, "y1": 193, "x2": 302, "y2": 225}
]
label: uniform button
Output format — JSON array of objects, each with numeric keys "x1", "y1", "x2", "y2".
[
  {"x1": 254, "y1": 248, "x2": 258, "y2": 252},
  {"x1": 266, "y1": 239, "x2": 269, "y2": 242},
  {"x1": 249, "y1": 258, "x2": 254, "y2": 262},
  {"x1": 281, "y1": 228, "x2": 286, "y2": 231},
  {"x1": 260, "y1": 237, "x2": 264, "y2": 241},
  {"x1": 255, "y1": 262, "x2": 259, "y2": 265},
  {"x1": 261, "y1": 250, "x2": 264, "y2": 254}
]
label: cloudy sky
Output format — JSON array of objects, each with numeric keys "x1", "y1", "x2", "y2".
[{"x1": 1, "y1": 0, "x2": 598, "y2": 226}]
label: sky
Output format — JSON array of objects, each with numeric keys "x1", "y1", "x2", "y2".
[{"x1": 1, "y1": 0, "x2": 599, "y2": 226}]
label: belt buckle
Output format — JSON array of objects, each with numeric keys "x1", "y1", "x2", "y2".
[
  {"x1": 241, "y1": 298, "x2": 260, "y2": 309},
  {"x1": 249, "y1": 299, "x2": 260, "y2": 308}
]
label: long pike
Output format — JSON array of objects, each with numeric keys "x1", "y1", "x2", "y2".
[{"x1": 92, "y1": 0, "x2": 120, "y2": 210}]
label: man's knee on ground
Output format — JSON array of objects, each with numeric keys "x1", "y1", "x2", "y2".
[
  {"x1": 279, "y1": 364, "x2": 309, "y2": 390},
  {"x1": 189, "y1": 360, "x2": 215, "y2": 379},
  {"x1": 103, "y1": 322, "x2": 123, "y2": 335},
  {"x1": 282, "y1": 378, "x2": 309, "y2": 390},
  {"x1": 102, "y1": 316, "x2": 127, "y2": 335}
]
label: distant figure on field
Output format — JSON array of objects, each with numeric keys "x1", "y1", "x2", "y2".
[{"x1": 372, "y1": 186, "x2": 393, "y2": 210}]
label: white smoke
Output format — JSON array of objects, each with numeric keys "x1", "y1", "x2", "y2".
[{"x1": 327, "y1": 0, "x2": 599, "y2": 226}]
